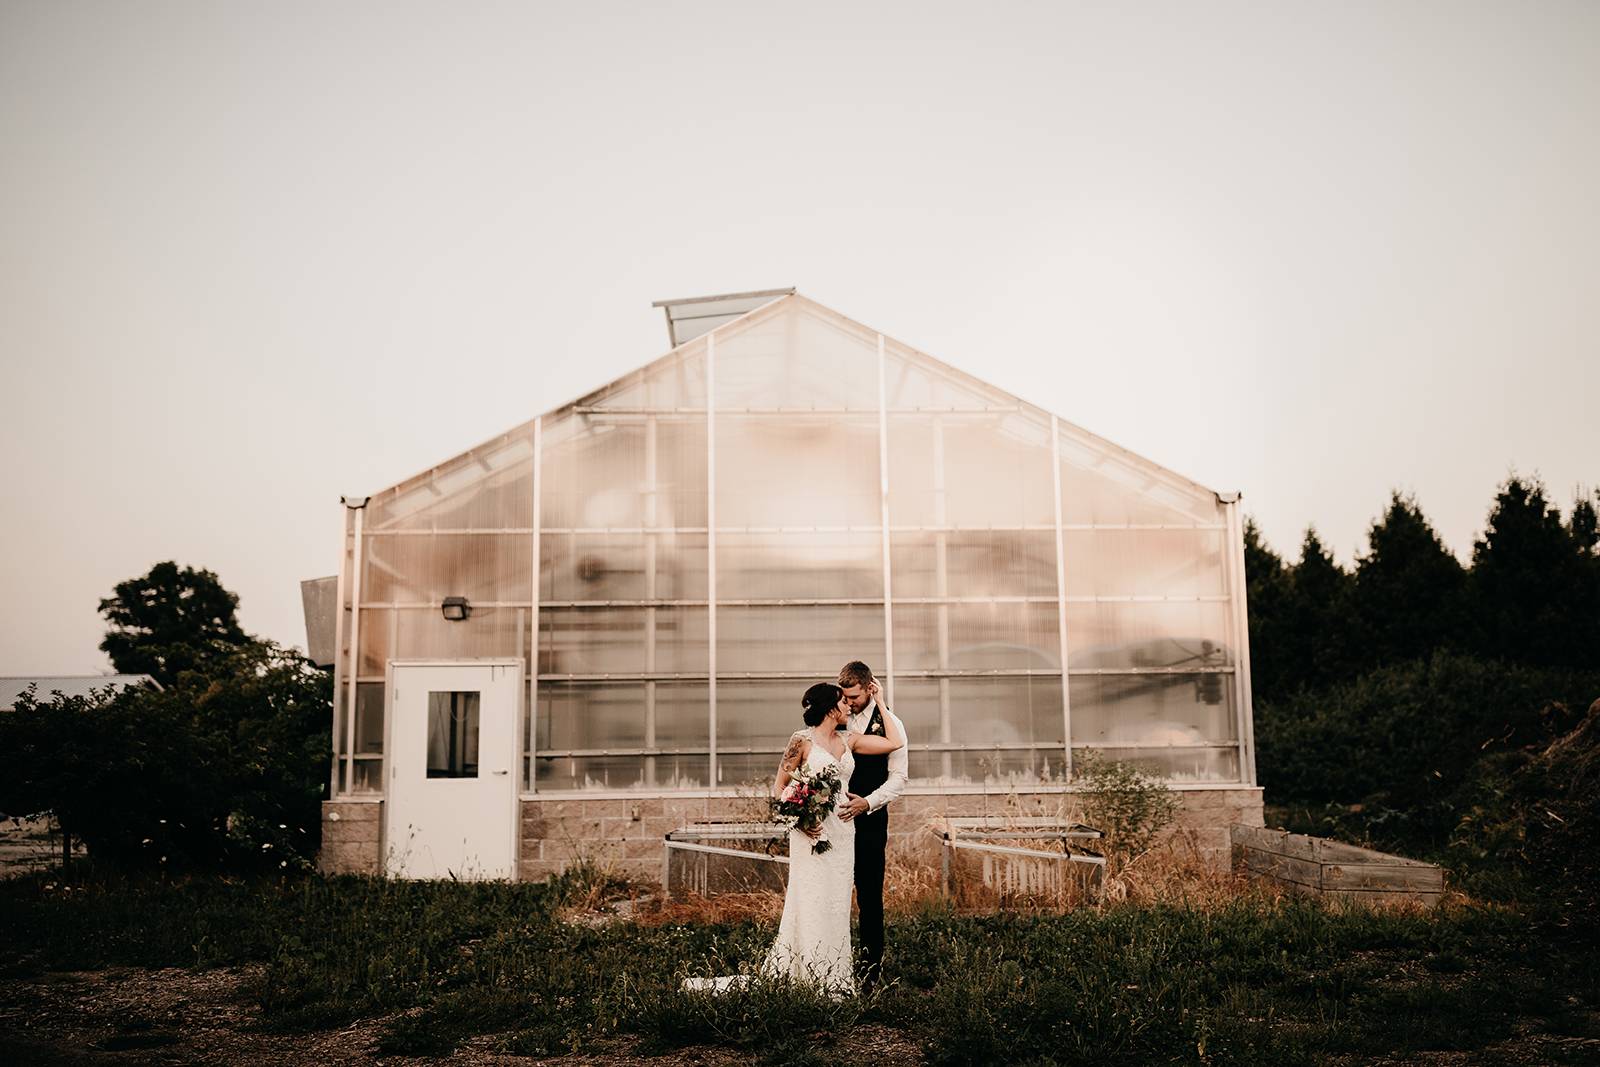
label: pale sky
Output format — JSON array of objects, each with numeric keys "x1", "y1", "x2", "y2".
[{"x1": 3, "y1": 1, "x2": 1596, "y2": 675}]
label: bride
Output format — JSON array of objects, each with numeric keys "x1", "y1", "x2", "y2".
[{"x1": 684, "y1": 681, "x2": 906, "y2": 996}]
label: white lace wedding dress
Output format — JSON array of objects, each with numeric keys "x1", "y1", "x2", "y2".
[{"x1": 683, "y1": 739, "x2": 857, "y2": 996}]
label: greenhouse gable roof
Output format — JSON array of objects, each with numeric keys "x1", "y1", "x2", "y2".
[{"x1": 360, "y1": 292, "x2": 1228, "y2": 527}]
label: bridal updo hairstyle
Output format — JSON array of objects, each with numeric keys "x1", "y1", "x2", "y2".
[{"x1": 801, "y1": 682, "x2": 843, "y2": 727}]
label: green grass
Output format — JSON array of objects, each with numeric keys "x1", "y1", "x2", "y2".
[{"x1": 4, "y1": 867, "x2": 1597, "y2": 1065}]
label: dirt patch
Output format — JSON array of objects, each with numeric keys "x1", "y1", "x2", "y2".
[{"x1": 0, "y1": 966, "x2": 926, "y2": 1065}]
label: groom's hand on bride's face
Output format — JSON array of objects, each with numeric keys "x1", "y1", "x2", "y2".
[{"x1": 838, "y1": 794, "x2": 870, "y2": 821}]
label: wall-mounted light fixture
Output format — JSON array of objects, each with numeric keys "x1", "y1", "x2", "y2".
[{"x1": 441, "y1": 596, "x2": 472, "y2": 622}]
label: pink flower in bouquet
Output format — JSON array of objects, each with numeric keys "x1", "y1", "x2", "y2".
[{"x1": 771, "y1": 763, "x2": 843, "y2": 855}]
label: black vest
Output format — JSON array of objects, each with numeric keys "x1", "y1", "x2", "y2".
[{"x1": 850, "y1": 703, "x2": 891, "y2": 797}]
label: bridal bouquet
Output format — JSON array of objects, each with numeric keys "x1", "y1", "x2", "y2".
[{"x1": 771, "y1": 763, "x2": 842, "y2": 854}]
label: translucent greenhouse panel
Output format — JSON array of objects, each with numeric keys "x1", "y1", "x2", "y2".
[
  {"x1": 535, "y1": 681, "x2": 710, "y2": 790},
  {"x1": 886, "y1": 412, "x2": 1056, "y2": 528},
  {"x1": 355, "y1": 682, "x2": 385, "y2": 754},
  {"x1": 873, "y1": 677, "x2": 948, "y2": 746},
  {"x1": 578, "y1": 339, "x2": 709, "y2": 411},
  {"x1": 893, "y1": 601, "x2": 1061, "y2": 671},
  {"x1": 715, "y1": 605, "x2": 885, "y2": 675},
  {"x1": 537, "y1": 754, "x2": 710, "y2": 791},
  {"x1": 541, "y1": 531, "x2": 708, "y2": 602},
  {"x1": 389, "y1": 606, "x2": 527, "y2": 662},
  {"x1": 1067, "y1": 674, "x2": 1237, "y2": 745},
  {"x1": 713, "y1": 299, "x2": 880, "y2": 412},
  {"x1": 537, "y1": 607, "x2": 709, "y2": 676},
  {"x1": 713, "y1": 752, "x2": 791, "y2": 789},
  {"x1": 541, "y1": 413, "x2": 709, "y2": 532},
  {"x1": 1061, "y1": 528, "x2": 1228, "y2": 598},
  {"x1": 890, "y1": 676, "x2": 1064, "y2": 784},
  {"x1": 908, "y1": 749, "x2": 1064, "y2": 787},
  {"x1": 366, "y1": 430, "x2": 534, "y2": 531},
  {"x1": 1057, "y1": 428, "x2": 1223, "y2": 527},
  {"x1": 362, "y1": 532, "x2": 532, "y2": 605},
  {"x1": 946, "y1": 676, "x2": 1064, "y2": 747},
  {"x1": 881, "y1": 340, "x2": 1011, "y2": 410},
  {"x1": 714, "y1": 416, "x2": 879, "y2": 527},
  {"x1": 715, "y1": 680, "x2": 817, "y2": 752},
  {"x1": 889, "y1": 530, "x2": 1058, "y2": 599},
  {"x1": 536, "y1": 681, "x2": 709, "y2": 751},
  {"x1": 352, "y1": 760, "x2": 384, "y2": 792},
  {"x1": 717, "y1": 531, "x2": 881, "y2": 600},
  {"x1": 1064, "y1": 600, "x2": 1234, "y2": 670},
  {"x1": 357, "y1": 608, "x2": 391, "y2": 677},
  {"x1": 1073, "y1": 746, "x2": 1239, "y2": 783}
]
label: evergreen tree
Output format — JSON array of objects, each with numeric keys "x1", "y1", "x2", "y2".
[
  {"x1": 98, "y1": 561, "x2": 252, "y2": 685},
  {"x1": 1285, "y1": 527, "x2": 1356, "y2": 692},
  {"x1": 1472, "y1": 476, "x2": 1599, "y2": 670},
  {"x1": 1354, "y1": 492, "x2": 1471, "y2": 667},
  {"x1": 1242, "y1": 518, "x2": 1293, "y2": 702},
  {"x1": 1569, "y1": 490, "x2": 1598, "y2": 557}
]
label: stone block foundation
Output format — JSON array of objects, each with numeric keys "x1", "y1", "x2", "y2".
[
  {"x1": 516, "y1": 786, "x2": 1265, "y2": 885},
  {"x1": 319, "y1": 787, "x2": 1265, "y2": 882},
  {"x1": 318, "y1": 799, "x2": 383, "y2": 876}
]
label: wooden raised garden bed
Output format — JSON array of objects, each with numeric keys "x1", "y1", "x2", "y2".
[{"x1": 1231, "y1": 825, "x2": 1445, "y2": 908}]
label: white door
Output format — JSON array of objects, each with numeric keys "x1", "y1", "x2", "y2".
[{"x1": 384, "y1": 661, "x2": 520, "y2": 879}]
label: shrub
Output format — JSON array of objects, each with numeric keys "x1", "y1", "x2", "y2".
[
  {"x1": 1256, "y1": 650, "x2": 1600, "y2": 852},
  {"x1": 0, "y1": 642, "x2": 331, "y2": 872},
  {"x1": 1073, "y1": 752, "x2": 1180, "y2": 870}
]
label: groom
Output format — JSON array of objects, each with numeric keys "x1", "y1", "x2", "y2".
[{"x1": 835, "y1": 660, "x2": 909, "y2": 992}]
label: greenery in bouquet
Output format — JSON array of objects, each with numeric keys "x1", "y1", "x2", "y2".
[{"x1": 771, "y1": 763, "x2": 842, "y2": 854}]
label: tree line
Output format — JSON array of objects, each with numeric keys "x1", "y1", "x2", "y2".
[
  {"x1": 1246, "y1": 475, "x2": 1600, "y2": 701},
  {"x1": 1247, "y1": 475, "x2": 1600, "y2": 893}
]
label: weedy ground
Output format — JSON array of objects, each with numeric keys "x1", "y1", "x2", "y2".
[{"x1": 3, "y1": 855, "x2": 1599, "y2": 1066}]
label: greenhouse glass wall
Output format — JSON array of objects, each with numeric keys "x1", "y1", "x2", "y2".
[{"x1": 319, "y1": 293, "x2": 1261, "y2": 880}]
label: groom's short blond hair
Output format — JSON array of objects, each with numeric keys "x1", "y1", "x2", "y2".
[{"x1": 837, "y1": 661, "x2": 875, "y2": 689}]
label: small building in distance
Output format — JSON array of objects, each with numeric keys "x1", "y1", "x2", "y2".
[{"x1": 317, "y1": 290, "x2": 1264, "y2": 881}]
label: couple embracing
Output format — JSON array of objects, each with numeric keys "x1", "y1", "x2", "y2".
[{"x1": 688, "y1": 660, "x2": 909, "y2": 998}]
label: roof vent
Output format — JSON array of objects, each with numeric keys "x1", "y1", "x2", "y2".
[{"x1": 652, "y1": 288, "x2": 794, "y2": 347}]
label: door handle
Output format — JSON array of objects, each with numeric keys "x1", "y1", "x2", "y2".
[{"x1": 492, "y1": 770, "x2": 508, "y2": 775}]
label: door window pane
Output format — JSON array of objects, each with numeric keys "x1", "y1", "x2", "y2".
[{"x1": 427, "y1": 691, "x2": 480, "y2": 778}]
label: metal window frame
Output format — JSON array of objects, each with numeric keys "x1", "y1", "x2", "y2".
[
  {"x1": 1051, "y1": 415, "x2": 1074, "y2": 778},
  {"x1": 1223, "y1": 496, "x2": 1259, "y2": 785},
  {"x1": 876, "y1": 332, "x2": 896, "y2": 710},
  {"x1": 528, "y1": 417, "x2": 543, "y2": 792},
  {"x1": 705, "y1": 332, "x2": 719, "y2": 786},
  {"x1": 329, "y1": 505, "x2": 351, "y2": 796},
  {"x1": 339, "y1": 499, "x2": 367, "y2": 795}
]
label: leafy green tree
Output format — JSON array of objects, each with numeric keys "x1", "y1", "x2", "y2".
[
  {"x1": 2, "y1": 563, "x2": 333, "y2": 871},
  {"x1": 1353, "y1": 492, "x2": 1471, "y2": 668},
  {"x1": 118, "y1": 640, "x2": 333, "y2": 869},
  {"x1": 98, "y1": 561, "x2": 251, "y2": 686},
  {"x1": 1472, "y1": 476, "x2": 1599, "y2": 670},
  {"x1": 0, "y1": 682, "x2": 221, "y2": 867},
  {"x1": 0, "y1": 643, "x2": 331, "y2": 870}
]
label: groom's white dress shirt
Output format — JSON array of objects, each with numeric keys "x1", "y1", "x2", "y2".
[{"x1": 847, "y1": 699, "x2": 910, "y2": 814}]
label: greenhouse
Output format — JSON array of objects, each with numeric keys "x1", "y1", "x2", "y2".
[{"x1": 317, "y1": 290, "x2": 1263, "y2": 881}]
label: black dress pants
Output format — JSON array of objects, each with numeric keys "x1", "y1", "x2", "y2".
[{"x1": 853, "y1": 807, "x2": 888, "y2": 982}]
